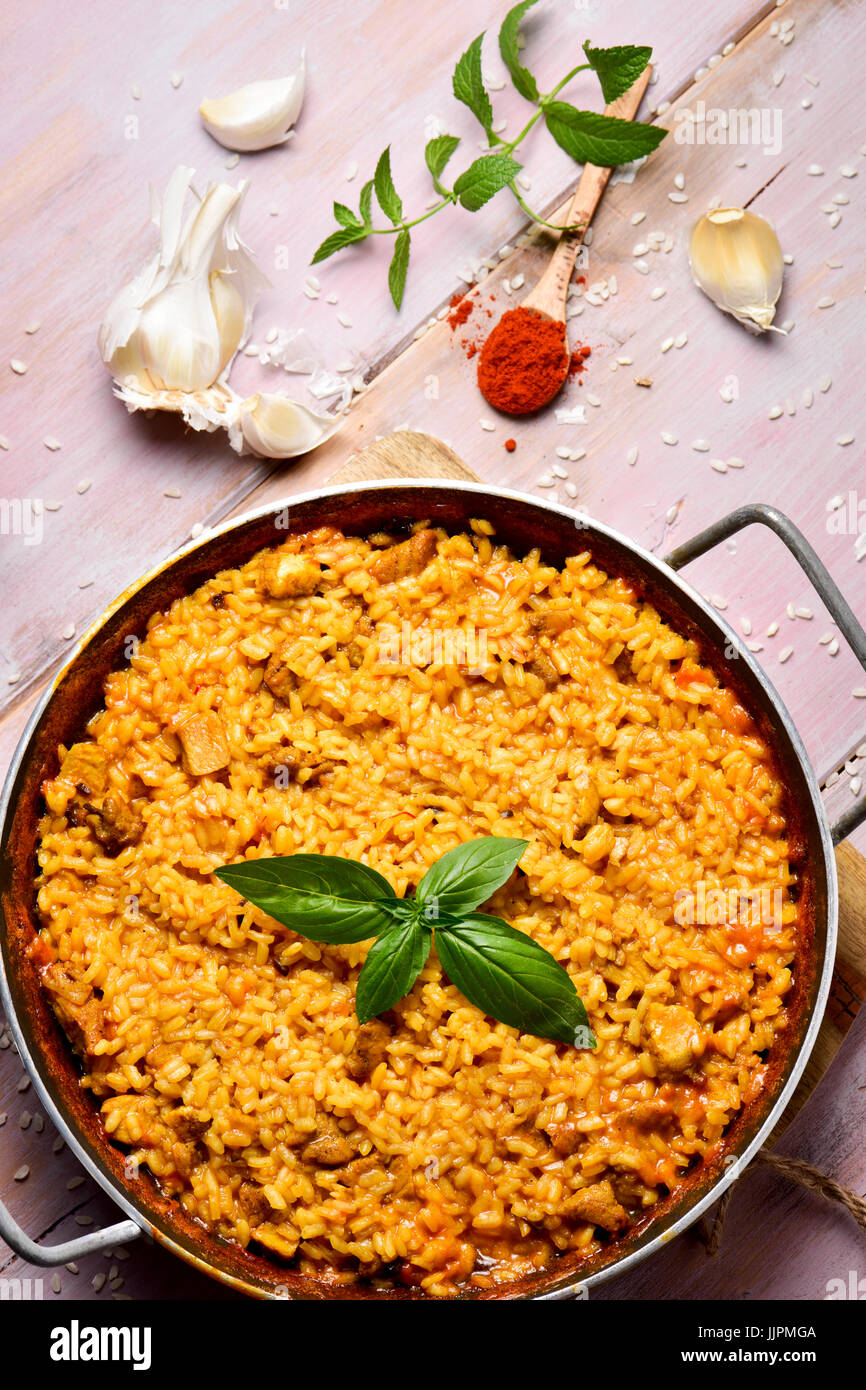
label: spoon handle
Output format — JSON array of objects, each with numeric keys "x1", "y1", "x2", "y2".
[{"x1": 522, "y1": 66, "x2": 654, "y2": 320}]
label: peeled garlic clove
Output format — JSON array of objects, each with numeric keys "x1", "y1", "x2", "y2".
[
  {"x1": 199, "y1": 59, "x2": 305, "y2": 153},
  {"x1": 237, "y1": 392, "x2": 339, "y2": 458},
  {"x1": 689, "y1": 207, "x2": 784, "y2": 333},
  {"x1": 136, "y1": 277, "x2": 224, "y2": 392},
  {"x1": 209, "y1": 270, "x2": 246, "y2": 376}
]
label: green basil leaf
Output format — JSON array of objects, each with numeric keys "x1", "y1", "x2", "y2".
[
  {"x1": 544, "y1": 102, "x2": 665, "y2": 166},
  {"x1": 498, "y1": 0, "x2": 540, "y2": 102},
  {"x1": 311, "y1": 224, "x2": 368, "y2": 265},
  {"x1": 216, "y1": 853, "x2": 395, "y2": 943},
  {"x1": 435, "y1": 914, "x2": 595, "y2": 1047},
  {"x1": 453, "y1": 154, "x2": 522, "y2": 211},
  {"x1": 333, "y1": 201, "x2": 362, "y2": 229},
  {"x1": 379, "y1": 898, "x2": 417, "y2": 922},
  {"x1": 356, "y1": 917, "x2": 431, "y2": 1024},
  {"x1": 424, "y1": 133, "x2": 461, "y2": 193},
  {"x1": 359, "y1": 178, "x2": 374, "y2": 226},
  {"x1": 452, "y1": 33, "x2": 494, "y2": 138},
  {"x1": 221, "y1": 853, "x2": 397, "y2": 900},
  {"x1": 416, "y1": 836, "x2": 526, "y2": 915},
  {"x1": 388, "y1": 228, "x2": 411, "y2": 310},
  {"x1": 582, "y1": 42, "x2": 652, "y2": 105},
  {"x1": 373, "y1": 146, "x2": 403, "y2": 225}
]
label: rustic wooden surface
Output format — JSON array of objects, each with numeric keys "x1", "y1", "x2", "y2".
[
  {"x1": 327, "y1": 429, "x2": 478, "y2": 485},
  {"x1": 1, "y1": 0, "x2": 865, "y2": 1300}
]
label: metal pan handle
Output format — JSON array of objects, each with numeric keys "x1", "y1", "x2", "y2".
[
  {"x1": 0, "y1": 1192, "x2": 140, "y2": 1266},
  {"x1": 665, "y1": 502, "x2": 866, "y2": 845}
]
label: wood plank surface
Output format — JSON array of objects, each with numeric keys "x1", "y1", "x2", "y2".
[
  {"x1": 1, "y1": 0, "x2": 865, "y2": 1302},
  {"x1": 778, "y1": 842, "x2": 866, "y2": 1130}
]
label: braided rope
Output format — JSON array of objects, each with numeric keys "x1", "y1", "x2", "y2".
[{"x1": 700, "y1": 1147, "x2": 866, "y2": 1255}]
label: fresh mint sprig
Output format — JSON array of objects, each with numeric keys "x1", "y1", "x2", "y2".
[
  {"x1": 216, "y1": 837, "x2": 595, "y2": 1048},
  {"x1": 452, "y1": 32, "x2": 495, "y2": 138},
  {"x1": 582, "y1": 41, "x2": 654, "y2": 104},
  {"x1": 499, "y1": 0, "x2": 541, "y2": 101},
  {"x1": 311, "y1": 0, "x2": 665, "y2": 308}
]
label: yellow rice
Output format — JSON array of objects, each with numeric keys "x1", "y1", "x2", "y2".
[{"x1": 34, "y1": 521, "x2": 798, "y2": 1296}]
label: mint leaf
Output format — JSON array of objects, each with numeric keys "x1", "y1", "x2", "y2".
[
  {"x1": 216, "y1": 853, "x2": 394, "y2": 943},
  {"x1": 452, "y1": 33, "x2": 494, "y2": 138},
  {"x1": 333, "y1": 201, "x2": 362, "y2": 229},
  {"x1": 311, "y1": 224, "x2": 368, "y2": 265},
  {"x1": 388, "y1": 228, "x2": 411, "y2": 310},
  {"x1": 583, "y1": 42, "x2": 652, "y2": 104},
  {"x1": 499, "y1": 0, "x2": 540, "y2": 102},
  {"x1": 416, "y1": 837, "x2": 526, "y2": 916},
  {"x1": 453, "y1": 153, "x2": 522, "y2": 211},
  {"x1": 435, "y1": 914, "x2": 595, "y2": 1047},
  {"x1": 544, "y1": 102, "x2": 665, "y2": 165},
  {"x1": 425, "y1": 134, "x2": 461, "y2": 194},
  {"x1": 356, "y1": 916, "x2": 431, "y2": 1023},
  {"x1": 373, "y1": 146, "x2": 403, "y2": 225},
  {"x1": 359, "y1": 179, "x2": 374, "y2": 226}
]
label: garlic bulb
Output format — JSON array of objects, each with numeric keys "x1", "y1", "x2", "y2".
[
  {"x1": 689, "y1": 208, "x2": 784, "y2": 333},
  {"x1": 199, "y1": 57, "x2": 305, "y2": 152},
  {"x1": 99, "y1": 166, "x2": 265, "y2": 394},
  {"x1": 98, "y1": 166, "x2": 342, "y2": 460},
  {"x1": 235, "y1": 392, "x2": 339, "y2": 458}
]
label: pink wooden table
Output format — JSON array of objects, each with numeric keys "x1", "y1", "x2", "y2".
[{"x1": 1, "y1": 0, "x2": 864, "y2": 1301}]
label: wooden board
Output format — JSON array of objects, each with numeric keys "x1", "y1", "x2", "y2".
[
  {"x1": 328, "y1": 429, "x2": 479, "y2": 486},
  {"x1": 782, "y1": 841, "x2": 866, "y2": 1129}
]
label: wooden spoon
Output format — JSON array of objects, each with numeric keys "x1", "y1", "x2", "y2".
[{"x1": 478, "y1": 67, "x2": 654, "y2": 415}]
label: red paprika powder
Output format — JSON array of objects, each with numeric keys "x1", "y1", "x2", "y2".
[
  {"x1": 447, "y1": 292, "x2": 473, "y2": 330},
  {"x1": 477, "y1": 306, "x2": 574, "y2": 415}
]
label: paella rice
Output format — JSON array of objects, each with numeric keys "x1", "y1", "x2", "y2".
[{"x1": 34, "y1": 520, "x2": 799, "y2": 1296}]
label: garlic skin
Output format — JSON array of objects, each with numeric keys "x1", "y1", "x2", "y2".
[
  {"x1": 99, "y1": 167, "x2": 266, "y2": 394},
  {"x1": 110, "y1": 380, "x2": 240, "y2": 438},
  {"x1": 199, "y1": 58, "x2": 305, "y2": 153},
  {"x1": 689, "y1": 208, "x2": 784, "y2": 333},
  {"x1": 235, "y1": 392, "x2": 340, "y2": 458}
]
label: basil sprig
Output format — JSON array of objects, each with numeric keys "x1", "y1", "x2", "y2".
[{"x1": 216, "y1": 838, "x2": 595, "y2": 1049}]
